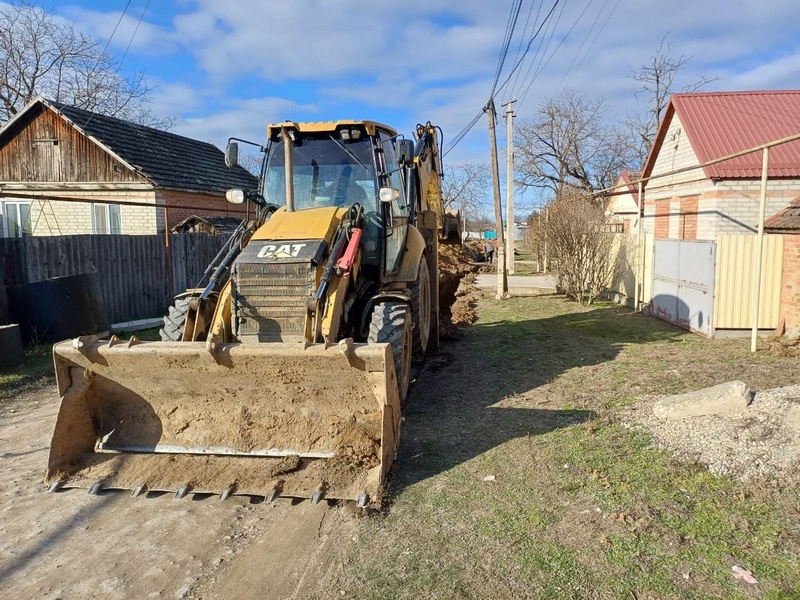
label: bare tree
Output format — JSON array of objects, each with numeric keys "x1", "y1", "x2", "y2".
[
  {"x1": 627, "y1": 35, "x2": 719, "y2": 167},
  {"x1": 442, "y1": 162, "x2": 491, "y2": 231},
  {"x1": 540, "y1": 187, "x2": 620, "y2": 305},
  {"x1": 0, "y1": 1, "x2": 173, "y2": 129},
  {"x1": 516, "y1": 88, "x2": 637, "y2": 198}
]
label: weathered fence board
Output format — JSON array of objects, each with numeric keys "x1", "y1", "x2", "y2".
[{"x1": 1, "y1": 234, "x2": 229, "y2": 325}]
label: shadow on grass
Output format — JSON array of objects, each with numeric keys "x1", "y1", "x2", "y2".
[{"x1": 394, "y1": 301, "x2": 687, "y2": 491}]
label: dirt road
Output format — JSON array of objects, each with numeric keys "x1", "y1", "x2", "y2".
[{"x1": 0, "y1": 387, "x2": 356, "y2": 600}]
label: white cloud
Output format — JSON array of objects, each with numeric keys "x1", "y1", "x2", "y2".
[
  {"x1": 61, "y1": 4, "x2": 175, "y2": 56},
  {"x1": 34, "y1": 0, "x2": 800, "y2": 166},
  {"x1": 172, "y1": 96, "x2": 316, "y2": 148}
]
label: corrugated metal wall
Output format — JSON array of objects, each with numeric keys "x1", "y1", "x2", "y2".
[
  {"x1": 605, "y1": 234, "x2": 654, "y2": 306},
  {"x1": 1, "y1": 234, "x2": 229, "y2": 324},
  {"x1": 607, "y1": 233, "x2": 784, "y2": 333},
  {"x1": 714, "y1": 234, "x2": 784, "y2": 328}
]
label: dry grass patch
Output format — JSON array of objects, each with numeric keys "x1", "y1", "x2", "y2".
[{"x1": 312, "y1": 292, "x2": 800, "y2": 600}]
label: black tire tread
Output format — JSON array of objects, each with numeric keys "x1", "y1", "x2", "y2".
[
  {"x1": 159, "y1": 297, "x2": 192, "y2": 342},
  {"x1": 408, "y1": 257, "x2": 430, "y2": 356},
  {"x1": 368, "y1": 302, "x2": 411, "y2": 401}
]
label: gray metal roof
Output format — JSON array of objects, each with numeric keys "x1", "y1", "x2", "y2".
[{"x1": 25, "y1": 98, "x2": 258, "y2": 194}]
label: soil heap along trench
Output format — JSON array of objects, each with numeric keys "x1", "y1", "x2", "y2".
[{"x1": 438, "y1": 240, "x2": 480, "y2": 336}]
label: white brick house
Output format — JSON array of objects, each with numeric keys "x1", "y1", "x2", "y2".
[{"x1": 641, "y1": 91, "x2": 800, "y2": 241}]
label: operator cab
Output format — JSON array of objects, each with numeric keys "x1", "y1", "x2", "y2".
[{"x1": 259, "y1": 122, "x2": 411, "y2": 274}]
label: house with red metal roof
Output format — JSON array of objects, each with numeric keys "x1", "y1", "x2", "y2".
[
  {"x1": 641, "y1": 90, "x2": 800, "y2": 240},
  {"x1": 627, "y1": 91, "x2": 800, "y2": 336}
]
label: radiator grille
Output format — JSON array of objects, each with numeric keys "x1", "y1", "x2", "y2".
[{"x1": 233, "y1": 262, "x2": 315, "y2": 342}]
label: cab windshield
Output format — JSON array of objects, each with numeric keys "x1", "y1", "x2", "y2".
[{"x1": 262, "y1": 135, "x2": 378, "y2": 211}]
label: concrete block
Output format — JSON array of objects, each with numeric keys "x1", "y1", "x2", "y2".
[{"x1": 653, "y1": 380, "x2": 751, "y2": 420}]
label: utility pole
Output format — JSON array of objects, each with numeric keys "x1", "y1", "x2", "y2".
[
  {"x1": 486, "y1": 98, "x2": 508, "y2": 299},
  {"x1": 503, "y1": 99, "x2": 516, "y2": 274}
]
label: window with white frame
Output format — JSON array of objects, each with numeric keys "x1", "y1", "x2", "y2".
[
  {"x1": 2, "y1": 201, "x2": 32, "y2": 237},
  {"x1": 92, "y1": 203, "x2": 122, "y2": 234}
]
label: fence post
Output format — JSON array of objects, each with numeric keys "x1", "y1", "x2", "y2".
[{"x1": 750, "y1": 147, "x2": 770, "y2": 352}]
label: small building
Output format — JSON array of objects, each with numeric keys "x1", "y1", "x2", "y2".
[
  {"x1": 605, "y1": 171, "x2": 640, "y2": 233},
  {"x1": 171, "y1": 215, "x2": 243, "y2": 235},
  {"x1": 765, "y1": 196, "x2": 800, "y2": 334},
  {"x1": 0, "y1": 96, "x2": 258, "y2": 237}
]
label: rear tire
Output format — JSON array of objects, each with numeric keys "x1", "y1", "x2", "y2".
[
  {"x1": 368, "y1": 302, "x2": 412, "y2": 402},
  {"x1": 409, "y1": 257, "x2": 431, "y2": 356},
  {"x1": 159, "y1": 296, "x2": 192, "y2": 341}
]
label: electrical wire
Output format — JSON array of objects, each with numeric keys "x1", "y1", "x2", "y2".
[
  {"x1": 495, "y1": 0, "x2": 562, "y2": 99},
  {"x1": 80, "y1": 0, "x2": 149, "y2": 129},
  {"x1": 443, "y1": 108, "x2": 485, "y2": 157},
  {"x1": 119, "y1": 0, "x2": 151, "y2": 68},
  {"x1": 490, "y1": 0, "x2": 525, "y2": 98},
  {"x1": 447, "y1": 0, "x2": 528, "y2": 156},
  {"x1": 554, "y1": 0, "x2": 621, "y2": 96}
]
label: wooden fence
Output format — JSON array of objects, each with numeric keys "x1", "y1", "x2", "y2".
[{"x1": 1, "y1": 234, "x2": 229, "y2": 324}]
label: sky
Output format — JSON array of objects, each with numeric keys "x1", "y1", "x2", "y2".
[{"x1": 12, "y1": 1, "x2": 800, "y2": 212}]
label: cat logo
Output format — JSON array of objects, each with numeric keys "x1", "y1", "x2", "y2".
[{"x1": 256, "y1": 243, "x2": 307, "y2": 259}]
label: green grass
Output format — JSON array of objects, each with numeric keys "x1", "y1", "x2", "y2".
[
  {"x1": 0, "y1": 343, "x2": 55, "y2": 399},
  {"x1": 0, "y1": 327, "x2": 161, "y2": 400},
  {"x1": 316, "y1": 292, "x2": 800, "y2": 599}
]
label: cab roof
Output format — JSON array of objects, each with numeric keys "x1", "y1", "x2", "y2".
[{"x1": 266, "y1": 120, "x2": 397, "y2": 140}]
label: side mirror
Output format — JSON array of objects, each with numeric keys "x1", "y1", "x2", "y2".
[
  {"x1": 395, "y1": 139, "x2": 414, "y2": 166},
  {"x1": 225, "y1": 142, "x2": 239, "y2": 168},
  {"x1": 226, "y1": 189, "x2": 245, "y2": 204},
  {"x1": 379, "y1": 187, "x2": 400, "y2": 203}
]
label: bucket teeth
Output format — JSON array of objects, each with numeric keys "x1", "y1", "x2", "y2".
[
  {"x1": 88, "y1": 480, "x2": 104, "y2": 495},
  {"x1": 131, "y1": 484, "x2": 147, "y2": 498},
  {"x1": 310, "y1": 483, "x2": 327, "y2": 505},
  {"x1": 175, "y1": 485, "x2": 191, "y2": 499},
  {"x1": 263, "y1": 482, "x2": 282, "y2": 504},
  {"x1": 220, "y1": 487, "x2": 234, "y2": 501},
  {"x1": 47, "y1": 480, "x2": 66, "y2": 493}
]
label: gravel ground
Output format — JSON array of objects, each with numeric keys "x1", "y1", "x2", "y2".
[{"x1": 627, "y1": 384, "x2": 800, "y2": 485}]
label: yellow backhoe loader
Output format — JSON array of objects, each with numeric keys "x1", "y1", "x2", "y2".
[{"x1": 46, "y1": 120, "x2": 447, "y2": 507}]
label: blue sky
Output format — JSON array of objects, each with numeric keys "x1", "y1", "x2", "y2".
[{"x1": 16, "y1": 1, "x2": 800, "y2": 211}]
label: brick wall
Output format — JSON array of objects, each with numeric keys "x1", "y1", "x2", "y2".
[
  {"x1": 780, "y1": 234, "x2": 800, "y2": 332},
  {"x1": 654, "y1": 200, "x2": 670, "y2": 239},
  {"x1": 679, "y1": 196, "x2": 698, "y2": 240},
  {"x1": 1, "y1": 189, "x2": 158, "y2": 236},
  {"x1": 159, "y1": 190, "x2": 247, "y2": 231}
]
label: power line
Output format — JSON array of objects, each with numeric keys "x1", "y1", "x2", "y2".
[
  {"x1": 508, "y1": 0, "x2": 544, "y2": 101},
  {"x1": 447, "y1": 0, "x2": 527, "y2": 157},
  {"x1": 554, "y1": 0, "x2": 621, "y2": 95},
  {"x1": 119, "y1": 0, "x2": 151, "y2": 68},
  {"x1": 443, "y1": 109, "x2": 485, "y2": 157},
  {"x1": 98, "y1": 0, "x2": 133, "y2": 58},
  {"x1": 495, "y1": 0, "x2": 562, "y2": 99},
  {"x1": 490, "y1": 0, "x2": 525, "y2": 98}
]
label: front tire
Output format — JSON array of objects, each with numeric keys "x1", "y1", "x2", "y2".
[
  {"x1": 368, "y1": 302, "x2": 412, "y2": 402},
  {"x1": 159, "y1": 296, "x2": 193, "y2": 341}
]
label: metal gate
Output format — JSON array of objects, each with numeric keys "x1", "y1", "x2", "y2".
[{"x1": 651, "y1": 239, "x2": 716, "y2": 336}]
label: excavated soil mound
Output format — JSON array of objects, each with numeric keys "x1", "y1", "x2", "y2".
[{"x1": 438, "y1": 242, "x2": 479, "y2": 339}]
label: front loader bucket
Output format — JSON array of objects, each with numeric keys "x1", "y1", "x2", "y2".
[{"x1": 46, "y1": 336, "x2": 401, "y2": 506}]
